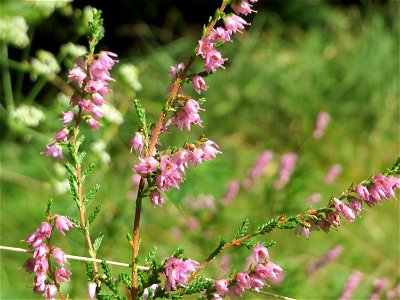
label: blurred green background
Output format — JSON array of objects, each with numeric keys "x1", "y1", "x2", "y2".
[{"x1": 1, "y1": 0, "x2": 399, "y2": 299}]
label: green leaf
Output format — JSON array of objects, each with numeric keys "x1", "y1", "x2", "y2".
[
  {"x1": 84, "y1": 184, "x2": 100, "y2": 205},
  {"x1": 233, "y1": 219, "x2": 250, "y2": 240},
  {"x1": 45, "y1": 198, "x2": 53, "y2": 217},
  {"x1": 183, "y1": 275, "x2": 213, "y2": 295},
  {"x1": 172, "y1": 246, "x2": 184, "y2": 258},
  {"x1": 88, "y1": 204, "x2": 101, "y2": 225},
  {"x1": 82, "y1": 162, "x2": 95, "y2": 182},
  {"x1": 257, "y1": 216, "x2": 280, "y2": 235},
  {"x1": 207, "y1": 239, "x2": 226, "y2": 261},
  {"x1": 93, "y1": 232, "x2": 105, "y2": 253}
]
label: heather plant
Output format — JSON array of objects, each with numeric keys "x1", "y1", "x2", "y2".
[{"x1": 1, "y1": 1, "x2": 399, "y2": 299}]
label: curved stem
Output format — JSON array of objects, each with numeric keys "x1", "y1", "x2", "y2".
[
  {"x1": 131, "y1": 177, "x2": 146, "y2": 298},
  {"x1": 1, "y1": 43, "x2": 14, "y2": 111},
  {"x1": 130, "y1": 2, "x2": 229, "y2": 298},
  {"x1": 73, "y1": 109, "x2": 98, "y2": 274}
]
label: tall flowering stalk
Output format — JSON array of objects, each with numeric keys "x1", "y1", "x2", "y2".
[
  {"x1": 26, "y1": 8, "x2": 119, "y2": 298},
  {"x1": 129, "y1": 0, "x2": 258, "y2": 297}
]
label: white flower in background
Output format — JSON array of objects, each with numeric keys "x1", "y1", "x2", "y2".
[
  {"x1": 31, "y1": 50, "x2": 60, "y2": 79},
  {"x1": 54, "y1": 179, "x2": 70, "y2": 194},
  {"x1": 92, "y1": 140, "x2": 111, "y2": 164},
  {"x1": 10, "y1": 105, "x2": 45, "y2": 127},
  {"x1": 0, "y1": 16, "x2": 29, "y2": 48},
  {"x1": 60, "y1": 43, "x2": 87, "y2": 57},
  {"x1": 23, "y1": 0, "x2": 72, "y2": 18},
  {"x1": 53, "y1": 162, "x2": 67, "y2": 177},
  {"x1": 103, "y1": 103, "x2": 123, "y2": 125},
  {"x1": 118, "y1": 64, "x2": 142, "y2": 92},
  {"x1": 56, "y1": 92, "x2": 71, "y2": 108}
]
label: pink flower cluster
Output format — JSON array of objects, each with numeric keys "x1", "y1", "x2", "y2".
[
  {"x1": 324, "y1": 163, "x2": 342, "y2": 184},
  {"x1": 313, "y1": 111, "x2": 331, "y2": 139},
  {"x1": 133, "y1": 139, "x2": 221, "y2": 208},
  {"x1": 22, "y1": 216, "x2": 73, "y2": 299},
  {"x1": 45, "y1": 51, "x2": 118, "y2": 160},
  {"x1": 307, "y1": 245, "x2": 343, "y2": 275},
  {"x1": 194, "y1": 0, "x2": 257, "y2": 82},
  {"x1": 339, "y1": 271, "x2": 363, "y2": 300},
  {"x1": 273, "y1": 152, "x2": 298, "y2": 190},
  {"x1": 296, "y1": 173, "x2": 399, "y2": 240},
  {"x1": 164, "y1": 257, "x2": 200, "y2": 291},
  {"x1": 212, "y1": 244, "x2": 283, "y2": 299},
  {"x1": 243, "y1": 150, "x2": 274, "y2": 190},
  {"x1": 354, "y1": 174, "x2": 399, "y2": 206}
]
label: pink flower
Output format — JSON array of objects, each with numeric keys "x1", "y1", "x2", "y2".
[
  {"x1": 204, "y1": 49, "x2": 227, "y2": 73},
  {"x1": 54, "y1": 129, "x2": 68, "y2": 142},
  {"x1": 54, "y1": 267, "x2": 72, "y2": 282},
  {"x1": 165, "y1": 257, "x2": 199, "y2": 290},
  {"x1": 197, "y1": 38, "x2": 214, "y2": 58},
  {"x1": 232, "y1": 0, "x2": 257, "y2": 16},
  {"x1": 215, "y1": 279, "x2": 229, "y2": 296},
  {"x1": 79, "y1": 99, "x2": 93, "y2": 112},
  {"x1": 324, "y1": 164, "x2": 342, "y2": 184},
  {"x1": 332, "y1": 198, "x2": 355, "y2": 222},
  {"x1": 373, "y1": 174, "x2": 398, "y2": 200},
  {"x1": 209, "y1": 27, "x2": 231, "y2": 43},
  {"x1": 150, "y1": 190, "x2": 164, "y2": 208},
  {"x1": 193, "y1": 140, "x2": 221, "y2": 165},
  {"x1": 88, "y1": 282, "x2": 97, "y2": 299},
  {"x1": 274, "y1": 152, "x2": 297, "y2": 190},
  {"x1": 253, "y1": 244, "x2": 270, "y2": 262},
  {"x1": 38, "y1": 222, "x2": 53, "y2": 238},
  {"x1": 171, "y1": 99, "x2": 203, "y2": 131},
  {"x1": 90, "y1": 60, "x2": 114, "y2": 81},
  {"x1": 130, "y1": 132, "x2": 145, "y2": 155},
  {"x1": 307, "y1": 193, "x2": 322, "y2": 205},
  {"x1": 224, "y1": 14, "x2": 250, "y2": 34},
  {"x1": 34, "y1": 272, "x2": 47, "y2": 287},
  {"x1": 33, "y1": 244, "x2": 49, "y2": 260},
  {"x1": 249, "y1": 275, "x2": 265, "y2": 291},
  {"x1": 349, "y1": 198, "x2": 363, "y2": 214},
  {"x1": 33, "y1": 257, "x2": 49, "y2": 274},
  {"x1": 87, "y1": 118, "x2": 100, "y2": 131},
  {"x1": 97, "y1": 51, "x2": 119, "y2": 69},
  {"x1": 192, "y1": 75, "x2": 208, "y2": 94},
  {"x1": 67, "y1": 59, "x2": 87, "y2": 88},
  {"x1": 168, "y1": 62, "x2": 185, "y2": 78},
  {"x1": 222, "y1": 180, "x2": 240, "y2": 206},
  {"x1": 313, "y1": 112, "x2": 331, "y2": 139},
  {"x1": 85, "y1": 80, "x2": 108, "y2": 95},
  {"x1": 134, "y1": 157, "x2": 159, "y2": 176},
  {"x1": 43, "y1": 284, "x2": 58, "y2": 299},
  {"x1": 243, "y1": 150, "x2": 273, "y2": 189},
  {"x1": 339, "y1": 271, "x2": 363, "y2": 300},
  {"x1": 45, "y1": 144, "x2": 63, "y2": 160},
  {"x1": 92, "y1": 92, "x2": 105, "y2": 105},
  {"x1": 143, "y1": 284, "x2": 158, "y2": 300},
  {"x1": 61, "y1": 111, "x2": 74, "y2": 126},
  {"x1": 236, "y1": 272, "x2": 251, "y2": 289},
  {"x1": 327, "y1": 211, "x2": 341, "y2": 227},
  {"x1": 52, "y1": 247, "x2": 67, "y2": 266},
  {"x1": 91, "y1": 105, "x2": 104, "y2": 119},
  {"x1": 55, "y1": 215, "x2": 73, "y2": 236}
]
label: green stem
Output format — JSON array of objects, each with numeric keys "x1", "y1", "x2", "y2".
[
  {"x1": 15, "y1": 28, "x2": 35, "y2": 102},
  {"x1": 1, "y1": 43, "x2": 14, "y2": 111}
]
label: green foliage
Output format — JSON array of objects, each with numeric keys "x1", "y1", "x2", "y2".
[
  {"x1": 88, "y1": 8, "x2": 104, "y2": 54},
  {"x1": 1, "y1": 1, "x2": 399, "y2": 299}
]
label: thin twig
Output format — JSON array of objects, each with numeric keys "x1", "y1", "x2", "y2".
[
  {"x1": 250, "y1": 289, "x2": 297, "y2": 300},
  {"x1": 0, "y1": 245, "x2": 149, "y2": 270}
]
